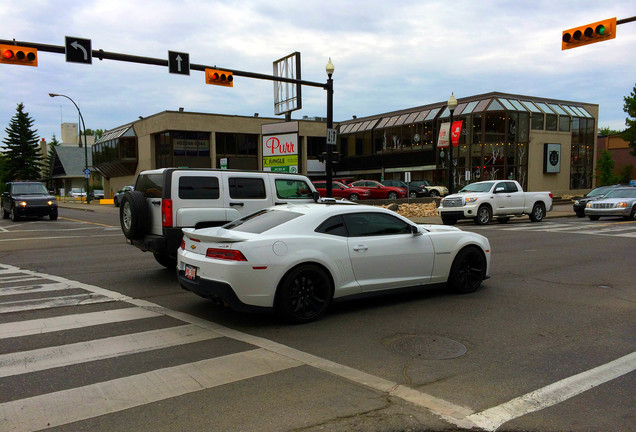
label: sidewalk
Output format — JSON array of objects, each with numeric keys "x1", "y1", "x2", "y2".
[
  {"x1": 409, "y1": 203, "x2": 574, "y2": 224},
  {"x1": 57, "y1": 200, "x2": 575, "y2": 223}
]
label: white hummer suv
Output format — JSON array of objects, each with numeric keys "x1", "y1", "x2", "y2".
[{"x1": 120, "y1": 168, "x2": 319, "y2": 267}]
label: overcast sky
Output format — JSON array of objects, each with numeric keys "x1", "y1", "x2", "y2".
[{"x1": 1, "y1": 0, "x2": 635, "y2": 146}]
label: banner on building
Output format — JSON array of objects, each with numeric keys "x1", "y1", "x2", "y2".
[{"x1": 437, "y1": 121, "x2": 463, "y2": 148}]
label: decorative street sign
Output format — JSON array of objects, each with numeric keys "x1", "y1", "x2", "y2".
[{"x1": 65, "y1": 37, "x2": 92, "y2": 64}]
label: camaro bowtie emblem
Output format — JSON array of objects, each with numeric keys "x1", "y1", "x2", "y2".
[{"x1": 190, "y1": 245, "x2": 196, "y2": 250}]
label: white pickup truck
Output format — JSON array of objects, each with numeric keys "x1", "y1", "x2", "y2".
[{"x1": 438, "y1": 180, "x2": 553, "y2": 225}]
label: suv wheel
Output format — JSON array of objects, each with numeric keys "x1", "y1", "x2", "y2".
[
  {"x1": 9, "y1": 207, "x2": 19, "y2": 222},
  {"x1": 120, "y1": 191, "x2": 150, "y2": 240}
]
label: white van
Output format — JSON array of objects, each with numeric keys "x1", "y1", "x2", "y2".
[{"x1": 120, "y1": 168, "x2": 319, "y2": 267}]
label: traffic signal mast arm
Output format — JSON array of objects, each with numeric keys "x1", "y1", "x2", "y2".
[{"x1": 0, "y1": 38, "x2": 328, "y2": 90}]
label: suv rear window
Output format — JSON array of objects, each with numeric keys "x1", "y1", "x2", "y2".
[
  {"x1": 179, "y1": 176, "x2": 220, "y2": 199},
  {"x1": 136, "y1": 174, "x2": 163, "y2": 198},
  {"x1": 275, "y1": 179, "x2": 313, "y2": 199}
]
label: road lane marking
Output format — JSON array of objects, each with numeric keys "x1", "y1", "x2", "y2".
[
  {"x1": 0, "y1": 348, "x2": 301, "y2": 432},
  {"x1": 0, "y1": 294, "x2": 117, "y2": 314},
  {"x1": 0, "y1": 307, "x2": 161, "y2": 339},
  {"x1": 464, "y1": 351, "x2": 636, "y2": 431},
  {"x1": 0, "y1": 324, "x2": 220, "y2": 378}
]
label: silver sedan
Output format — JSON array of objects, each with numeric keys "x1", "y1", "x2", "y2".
[{"x1": 584, "y1": 187, "x2": 636, "y2": 221}]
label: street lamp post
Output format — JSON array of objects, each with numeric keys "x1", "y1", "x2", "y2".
[
  {"x1": 48, "y1": 93, "x2": 90, "y2": 204},
  {"x1": 447, "y1": 93, "x2": 458, "y2": 195},
  {"x1": 325, "y1": 58, "x2": 334, "y2": 198}
]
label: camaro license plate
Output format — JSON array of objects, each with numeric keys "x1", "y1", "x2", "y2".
[{"x1": 185, "y1": 264, "x2": 197, "y2": 280}]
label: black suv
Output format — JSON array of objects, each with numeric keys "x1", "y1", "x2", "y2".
[
  {"x1": 572, "y1": 184, "x2": 631, "y2": 218},
  {"x1": 1, "y1": 181, "x2": 58, "y2": 221}
]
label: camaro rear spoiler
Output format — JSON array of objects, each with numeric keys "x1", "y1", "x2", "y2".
[{"x1": 182, "y1": 227, "x2": 254, "y2": 243}]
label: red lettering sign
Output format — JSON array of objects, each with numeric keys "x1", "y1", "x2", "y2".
[{"x1": 265, "y1": 136, "x2": 296, "y2": 155}]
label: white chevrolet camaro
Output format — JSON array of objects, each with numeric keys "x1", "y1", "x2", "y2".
[{"x1": 177, "y1": 202, "x2": 491, "y2": 323}]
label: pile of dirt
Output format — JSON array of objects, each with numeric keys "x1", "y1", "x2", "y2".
[{"x1": 376, "y1": 202, "x2": 439, "y2": 218}]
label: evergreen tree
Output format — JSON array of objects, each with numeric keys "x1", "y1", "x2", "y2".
[
  {"x1": 1, "y1": 103, "x2": 42, "y2": 181},
  {"x1": 621, "y1": 83, "x2": 636, "y2": 156},
  {"x1": 42, "y1": 134, "x2": 60, "y2": 179}
]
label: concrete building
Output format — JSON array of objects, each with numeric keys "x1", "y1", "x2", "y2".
[{"x1": 92, "y1": 91, "x2": 599, "y2": 197}]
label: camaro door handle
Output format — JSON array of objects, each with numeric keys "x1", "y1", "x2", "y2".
[{"x1": 353, "y1": 245, "x2": 368, "y2": 252}]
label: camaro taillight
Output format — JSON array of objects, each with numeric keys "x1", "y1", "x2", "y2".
[
  {"x1": 162, "y1": 199, "x2": 173, "y2": 227},
  {"x1": 205, "y1": 248, "x2": 247, "y2": 261}
]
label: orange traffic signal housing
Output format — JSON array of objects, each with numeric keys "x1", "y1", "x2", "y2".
[
  {"x1": 205, "y1": 68, "x2": 233, "y2": 87},
  {"x1": 562, "y1": 17, "x2": 617, "y2": 50},
  {"x1": 0, "y1": 44, "x2": 38, "y2": 66}
]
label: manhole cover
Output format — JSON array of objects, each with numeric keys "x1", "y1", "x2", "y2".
[{"x1": 386, "y1": 334, "x2": 467, "y2": 360}]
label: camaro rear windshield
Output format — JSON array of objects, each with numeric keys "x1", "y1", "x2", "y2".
[{"x1": 223, "y1": 209, "x2": 302, "y2": 234}]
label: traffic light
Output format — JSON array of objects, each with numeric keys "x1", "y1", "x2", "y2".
[
  {"x1": 562, "y1": 18, "x2": 617, "y2": 50},
  {"x1": 0, "y1": 44, "x2": 38, "y2": 66},
  {"x1": 205, "y1": 68, "x2": 233, "y2": 87}
]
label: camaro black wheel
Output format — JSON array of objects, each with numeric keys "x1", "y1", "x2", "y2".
[
  {"x1": 387, "y1": 191, "x2": 398, "y2": 199},
  {"x1": 120, "y1": 191, "x2": 149, "y2": 240},
  {"x1": 529, "y1": 202, "x2": 545, "y2": 222},
  {"x1": 448, "y1": 247, "x2": 486, "y2": 294},
  {"x1": 276, "y1": 264, "x2": 332, "y2": 324},
  {"x1": 475, "y1": 205, "x2": 492, "y2": 225}
]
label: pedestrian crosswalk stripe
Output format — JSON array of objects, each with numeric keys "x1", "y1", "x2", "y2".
[
  {"x1": 0, "y1": 282, "x2": 80, "y2": 296},
  {"x1": 0, "y1": 293, "x2": 116, "y2": 314},
  {"x1": 0, "y1": 307, "x2": 161, "y2": 339},
  {"x1": 0, "y1": 348, "x2": 301, "y2": 432},
  {"x1": 0, "y1": 324, "x2": 221, "y2": 378}
]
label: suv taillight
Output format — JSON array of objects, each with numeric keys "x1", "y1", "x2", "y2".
[{"x1": 162, "y1": 199, "x2": 173, "y2": 227}]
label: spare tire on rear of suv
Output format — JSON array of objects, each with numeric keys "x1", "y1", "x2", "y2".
[{"x1": 120, "y1": 191, "x2": 150, "y2": 240}]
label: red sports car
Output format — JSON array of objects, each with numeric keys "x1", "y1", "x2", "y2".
[
  {"x1": 312, "y1": 181, "x2": 371, "y2": 201},
  {"x1": 349, "y1": 180, "x2": 407, "y2": 199}
]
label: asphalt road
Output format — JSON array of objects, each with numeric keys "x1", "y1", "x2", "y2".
[{"x1": 0, "y1": 205, "x2": 634, "y2": 432}]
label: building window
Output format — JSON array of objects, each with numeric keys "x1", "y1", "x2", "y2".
[
  {"x1": 545, "y1": 114, "x2": 558, "y2": 131},
  {"x1": 531, "y1": 113, "x2": 544, "y2": 130},
  {"x1": 559, "y1": 116, "x2": 571, "y2": 132}
]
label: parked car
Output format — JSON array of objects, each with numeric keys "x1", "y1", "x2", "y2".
[
  {"x1": 438, "y1": 180, "x2": 553, "y2": 225},
  {"x1": 381, "y1": 180, "x2": 428, "y2": 198},
  {"x1": 573, "y1": 184, "x2": 630, "y2": 218},
  {"x1": 348, "y1": 180, "x2": 407, "y2": 199},
  {"x1": 584, "y1": 187, "x2": 636, "y2": 221},
  {"x1": 177, "y1": 202, "x2": 491, "y2": 323},
  {"x1": 409, "y1": 180, "x2": 448, "y2": 197},
  {"x1": 113, "y1": 185, "x2": 134, "y2": 207},
  {"x1": 68, "y1": 188, "x2": 86, "y2": 198},
  {"x1": 119, "y1": 168, "x2": 318, "y2": 268},
  {"x1": 1, "y1": 181, "x2": 58, "y2": 221},
  {"x1": 312, "y1": 181, "x2": 371, "y2": 201},
  {"x1": 90, "y1": 189, "x2": 105, "y2": 200}
]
